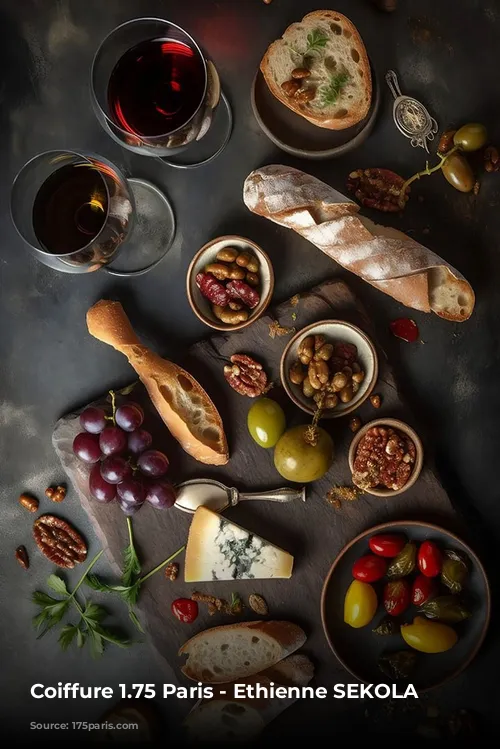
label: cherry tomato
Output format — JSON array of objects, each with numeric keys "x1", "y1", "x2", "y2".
[
  {"x1": 352, "y1": 554, "x2": 388, "y2": 583},
  {"x1": 401, "y1": 616, "x2": 458, "y2": 653},
  {"x1": 411, "y1": 574, "x2": 437, "y2": 606},
  {"x1": 383, "y1": 579, "x2": 411, "y2": 616},
  {"x1": 418, "y1": 540, "x2": 443, "y2": 578},
  {"x1": 369, "y1": 534, "x2": 406, "y2": 558},
  {"x1": 344, "y1": 580, "x2": 378, "y2": 628},
  {"x1": 172, "y1": 598, "x2": 198, "y2": 624}
]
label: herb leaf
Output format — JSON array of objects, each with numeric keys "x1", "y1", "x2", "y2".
[
  {"x1": 88, "y1": 628, "x2": 104, "y2": 659},
  {"x1": 93, "y1": 625, "x2": 131, "y2": 649},
  {"x1": 59, "y1": 624, "x2": 79, "y2": 651},
  {"x1": 306, "y1": 28, "x2": 328, "y2": 54},
  {"x1": 119, "y1": 382, "x2": 137, "y2": 396},
  {"x1": 319, "y1": 71, "x2": 350, "y2": 107},
  {"x1": 76, "y1": 629, "x2": 86, "y2": 648},
  {"x1": 47, "y1": 574, "x2": 69, "y2": 597},
  {"x1": 128, "y1": 608, "x2": 144, "y2": 634},
  {"x1": 122, "y1": 517, "x2": 141, "y2": 588},
  {"x1": 32, "y1": 591, "x2": 58, "y2": 607},
  {"x1": 83, "y1": 602, "x2": 107, "y2": 625}
]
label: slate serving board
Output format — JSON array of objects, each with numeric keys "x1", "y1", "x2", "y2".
[{"x1": 52, "y1": 278, "x2": 458, "y2": 726}]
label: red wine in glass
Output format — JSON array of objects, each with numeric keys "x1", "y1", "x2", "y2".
[
  {"x1": 107, "y1": 38, "x2": 206, "y2": 137},
  {"x1": 32, "y1": 164, "x2": 108, "y2": 254}
]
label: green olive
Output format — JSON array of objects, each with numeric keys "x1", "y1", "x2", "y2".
[
  {"x1": 274, "y1": 425, "x2": 334, "y2": 483},
  {"x1": 453, "y1": 123, "x2": 488, "y2": 152},
  {"x1": 247, "y1": 398, "x2": 286, "y2": 448},
  {"x1": 441, "y1": 153, "x2": 475, "y2": 193}
]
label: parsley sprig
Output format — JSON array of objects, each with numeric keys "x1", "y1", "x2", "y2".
[
  {"x1": 319, "y1": 71, "x2": 350, "y2": 107},
  {"x1": 291, "y1": 28, "x2": 328, "y2": 60}
]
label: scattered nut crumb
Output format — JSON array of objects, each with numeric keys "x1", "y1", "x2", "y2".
[
  {"x1": 268, "y1": 320, "x2": 296, "y2": 339},
  {"x1": 19, "y1": 493, "x2": 39, "y2": 512},
  {"x1": 326, "y1": 485, "x2": 362, "y2": 508},
  {"x1": 164, "y1": 562, "x2": 179, "y2": 581},
  {"x1": 191, "y1": 591, "x2": 243, "y2": 616},
  {"x1": 248, "y1": 594, "x2": 269, "y2": 616},
  {"x1": 370, "y1": 394, "x2": 381, "y2": 408},
  {"x1": 45, "y1": 485, "x2": 66, "y2": 502},
  {"x1": 349, "y1": 416, "x2": 362, "y2": 433},
  {"x1": 289, "y1": 294, "x2": 300, "y2": 307},
  {"x1": 15, "y1": 545, "x2": 29, "y2": 570}
]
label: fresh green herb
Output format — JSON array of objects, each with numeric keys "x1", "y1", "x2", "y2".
[
  {"x1": 122, "y1": 517, "x2": 141, "y2": 588},
  {"x1": 32, "y1": 550, "x2": 131, "y2": 656},
  {"x1": 230, "y1": 592, "x2": 243, "y2": 615},
  {"x1": 119, "y1": 382, "x2": 137, "y2": 396},
  {"x1": 306, "y1": 29, "x2": 329, "y2": 54},
  {"x1": 291, "y1": 312, "x2": 297, "y2": 321},
  {"x1": 319, "y1": 71, "x2": 350, "y2": 107}
]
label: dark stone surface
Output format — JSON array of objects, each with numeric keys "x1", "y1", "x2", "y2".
[{"x1": 1, "y1": 0, "x2": 499, "y2": 740}]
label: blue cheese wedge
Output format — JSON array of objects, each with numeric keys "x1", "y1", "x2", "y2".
[{"x1": 184, "y1": 507, "x2": 294, "y2": 582}]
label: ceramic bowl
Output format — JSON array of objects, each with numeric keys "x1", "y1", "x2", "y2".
[
  {"x1": 321, "y1": 520, "x2": 491, "y2": 692},
  {"x1": 186, "y1": 235, "x2": 274, "y2": 331},
  {"x1": 280, "y1": 320, "x2": 378, "y2": 419},
  {"x1": 348, "y1": 418, "x2": 424, "y2": 497}
]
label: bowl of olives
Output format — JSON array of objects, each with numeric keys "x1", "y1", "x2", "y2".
[{"x1": 280, "y1": 321, "x2": 378, "y2": 418}]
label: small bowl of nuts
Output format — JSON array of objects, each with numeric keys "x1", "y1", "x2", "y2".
[
  {"x1": 280, "y1": 321, "x2": 378, "y2": 419},
  {"x1": 348, "y1": 418, "x2": 424, "y2": 497},
  {"x1": 187, "y1": 236, "x2": 274, "y2": 331}
]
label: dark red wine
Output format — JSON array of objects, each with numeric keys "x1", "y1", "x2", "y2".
[
  {"x1": 33, "y1": 164, "x2": 108, "y2": 254},
  {"x1": 107, "y1": 38, "x2": 206, "y2": 137}
]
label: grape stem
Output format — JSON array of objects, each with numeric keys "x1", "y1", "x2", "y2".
[
  {"x1": 109, "y1": 389, "x2": 117, "y2": 425},
  {"x1": 399, "y1": 145, "x2": 459, "y2": 206}
]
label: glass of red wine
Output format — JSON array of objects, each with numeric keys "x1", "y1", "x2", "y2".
[
  {"x1": 11, "y1": 149, "x2": 175, "y2": 276},
  {"x1": 91, "y1": 18, "x2": 232, "y2": 168}
]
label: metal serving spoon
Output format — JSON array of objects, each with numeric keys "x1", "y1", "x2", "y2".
[
  {"x1": 386, "y1": 70, "x2": 439, "y2": 153},
  {"x1": 174, "y1": 478, "x2": 306, "y2": 514}
]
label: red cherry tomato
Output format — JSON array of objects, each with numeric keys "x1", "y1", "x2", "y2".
[
  {"x1": 383, "y1": 579, "x2": 411, "y2": 616},
  {"x1": 411, "y1": 574, "x2": 438, "y2": 606},
  {"x1": 352, "y1": 554, "x2": 388, "y2": 583},
  {"x1": 418, "y1": 540, "x2": 443, "y2": 578},
  {"x1": 172, "y1": 598, "x2": 198, "y2": 624},
  {"x1": 369, "y1": 534, "x2": 407, "y2": 558}
]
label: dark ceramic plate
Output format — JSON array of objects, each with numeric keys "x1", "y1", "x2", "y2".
[
  {"x1": 321, "y1": 521, "x2": 490, "y2": 692},
  {"x1": 251, "y1": 63, "x2": 380, "y2": 159}
]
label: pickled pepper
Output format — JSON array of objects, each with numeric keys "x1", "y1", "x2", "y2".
[
  {"x1": 387, "y1": 542, "x2": 417, "y2": 578},
  {"x1": 441, "y1": 549, "x2": 468, "y2": 594},
  {"x1": 419, "y1": 595, "x2": 471, "y2": 623}
]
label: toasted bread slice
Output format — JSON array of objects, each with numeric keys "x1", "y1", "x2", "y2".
[{"x1": 261, "y1": 10, "x2": 371, "y2": 130}]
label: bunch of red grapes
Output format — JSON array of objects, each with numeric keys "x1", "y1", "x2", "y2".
[{"x1": 72, "y1": 402, "x2": 176, "y2": 515}]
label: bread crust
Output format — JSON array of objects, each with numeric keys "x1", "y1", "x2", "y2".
[{"x1": 260, "y1": 10, "x2": 372, "y2": 130}]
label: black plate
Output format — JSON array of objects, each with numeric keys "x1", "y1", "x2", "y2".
[
  {"x1": 251, "y1": 63, "x2": 380, "y2": 159},
  {"x1": 321, "y1": 521, "x2": 490, "y2": 692}
]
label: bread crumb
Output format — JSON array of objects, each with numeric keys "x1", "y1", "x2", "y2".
[{"x1": 326, "y1": 485, "x2": 362, "y2": 508}]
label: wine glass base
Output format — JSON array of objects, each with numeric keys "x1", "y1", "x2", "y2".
[
  {"x1": 104, "y1": 178, "x2": 175, "y2": 277},
  {"x1": 158, "y1": 91, "x2": 233, "y2": 169}
]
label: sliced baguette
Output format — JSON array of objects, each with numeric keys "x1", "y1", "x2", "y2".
[
  {"x1": 86, "y1": 300, "x2": 228, "y2": 465},
  {"x1": 261, "y1": 10, "x2": 371, "y2": 130},
  {"x1": 184, "y1": 654, "x2": 314, "y2": 742},
  {"x1": 179, "y1": 621, "x2": 307, "y2": 684}
]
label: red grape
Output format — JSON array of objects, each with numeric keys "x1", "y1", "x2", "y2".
[
  {"x1": 137, "y1": 449, "x2": 169, "y2": 478},
  {"x1": 145, "y1": 480, "x2": 176, "y2": 510},
  {"x1": 89, "y1": 464, "x2": 116, "y2": 503},
  {"x1": 115, "y1": 403, "x2": 144, "y2": 432},
  {"x1": 117, "y1": 476, "x2": 145, "y2": 506},
  {"x1": 73, "y1": 432, "x2": 102, "y2": 464},
  {"x1": 80, "y1": 406, "x2": 107, "y2": 434},
  {"x1": 119, "y1": 498, "x2": 141, "y2": 516},
  {"x1": 128, "y1": 428, "x2": 153, "y2": 455},
  {"x1": 100, "y1": 456, "x2": 131, "y2": 484},
  {"x1": 99, "y1": 426, "x2": 127, "y2": 456}
]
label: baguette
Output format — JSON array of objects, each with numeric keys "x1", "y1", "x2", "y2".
[
  {"x1": 184, "y1": 654, "x2": 314, "y2": 742},
  {"x1": 243, "y1": 165, "x2": 474, "y2": 322},
  {"x1": 261, "y1": 11, "x2": 371, "y2": 130},
  {"x1": 179, "y1": 621, "x2": 307, "y2": 684},
  {"x1": 86, "y1": 300, "x2": 228, "y2": 465}
]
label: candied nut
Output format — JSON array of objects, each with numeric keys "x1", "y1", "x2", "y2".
[
  {"x1": 216, "y1": 247, "x2": 238, "y2": 263},
  {"x1": 339, "y1": 383, "x2": 354, "y2": 403},
  {"x1": 213, "y1": 305, "x2": 249, "y2": 325},
  {"x1": 235, "y1": 252, "x2": 252, "y2": 268},
  {"x1": 331, "y1": 372, "x2": 348, "y2": 392},
  {"x1": 15, "y1": 545, "x2": 29, "y2": 570},
  {"x1": 164, "y1": 562, "x2": 179, "y2": 581},
  {"x1": 308, "y1": 360, "x2": 330, "y2": 390},
  {"x1": 227, "y1": 263, "x2": 246, "y2": 280},
  {"x1": 349, "y1": 416, "x2": 362, "y2": 433},
  {"x1": 224, "y1": 354, "x2": 268, "y2": 397},
  {"x1": 228, "y1": 300, "x2": 244, "y2": 311},
  {"x1": 291, "y1": 67, "x2": 311, "y2": 80},
  {"x1": 45, "y1": 485, "x2": 66, "y2": 503},
  {"x1": 342, "y1": 366, "x2": 353, "y2": 378},
  {"x1": 33, "y1": 515, "x2": 87, "y2": 569},
  {"x1": 281, "y1": 79, "x2": 300, "y2": 97},
  {"x1": 314, "y1": 335, "x2": 326, "y2": 351},
  {"x1": 302, "y1": 377, "x2": 315, "y2": 398},
  {"x1": 352, "y1": 370, "x2": 365, "y2": 384},
  {"x1": 19, "y1": 494, "x2": 39, "y2": 513},
  {"x1": 205, "y1": 262, "x2": 230, "y2": 280},
  {"x1": 298, "y1": 335, "x2": 315, "y2": 365},
  {"x1": 245, "y1": 271, "x2": 259, "y2": 287},
  {"x1": 370, "y1": 394, "x2": 382, "y2": 408},
  {"x1": 295, "y1": 87, "x2": 316, "y2": 103},
  {"x1": 248, "y1": 593, "x2": 269, "y2": 616},
  {"x1": 314, "y1": 343, "x2": 334, "y2": 361},
  {"x1": 484, "y1": 145, "x2": 500, "y2": 172},
  {"x1": 289, "y1": 361, "x2": 306, "y2": 385},
  {"x1": 246, "y1": 257, "x2": 259, "y2": 273},
  {"x1": 352, "y1": 381, "x2": 360, "y2": 394},
  {"x1": 324, "y1": 393, "x2": 339, "y2": 409}
]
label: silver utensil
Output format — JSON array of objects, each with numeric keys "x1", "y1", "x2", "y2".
[
  {"x1": 385, "y1": 70, "x2": 438, "y2": 153},
  {"x1": 174, "y1": 478, "x2": 306, "y2": 514}
]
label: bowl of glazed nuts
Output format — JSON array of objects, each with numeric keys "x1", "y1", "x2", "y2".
[
  {"x1": 187, "y1": 235, "x2": 274, "y2": 331},
  {"x1": 280, "y1": 321, "x2": 378, "y2": 418}
]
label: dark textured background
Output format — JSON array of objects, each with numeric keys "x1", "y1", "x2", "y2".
[{"x1": 1, "y1": 0, "x2": 499, "y2": 740}]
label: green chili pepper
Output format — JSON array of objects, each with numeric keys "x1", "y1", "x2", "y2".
[
  {"x1": 372, "y1": 616, "x2": 399, "y2": 636},
  {"x1": 441, "y1": 549, "x2": 468, "y2": 594},
  {"x1": 387, "y1": 542, "x2": 417, "y2": 578},
  {"x1": 420, "y1": 596, "x2": 471, "y2": 623}
]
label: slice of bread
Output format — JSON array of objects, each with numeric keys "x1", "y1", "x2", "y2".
[
  {"x1": 261, "y1": 10, "x2": 372, "y2": 130},
  {"x1": 179, "y1": 621, "x2": 307, "y2": 683}
]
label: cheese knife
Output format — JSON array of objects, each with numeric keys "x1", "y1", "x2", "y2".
[{"x1": 174, "y1": 478, "x2": 306, "y2": 514}]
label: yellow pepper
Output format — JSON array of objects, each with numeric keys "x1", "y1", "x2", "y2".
[
  {"x1": 401, "y1": 616, "x2": 458, "y2": 653},
  {"x1": 344, "y1": 580, "x2": 378, "y2": 628}
]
